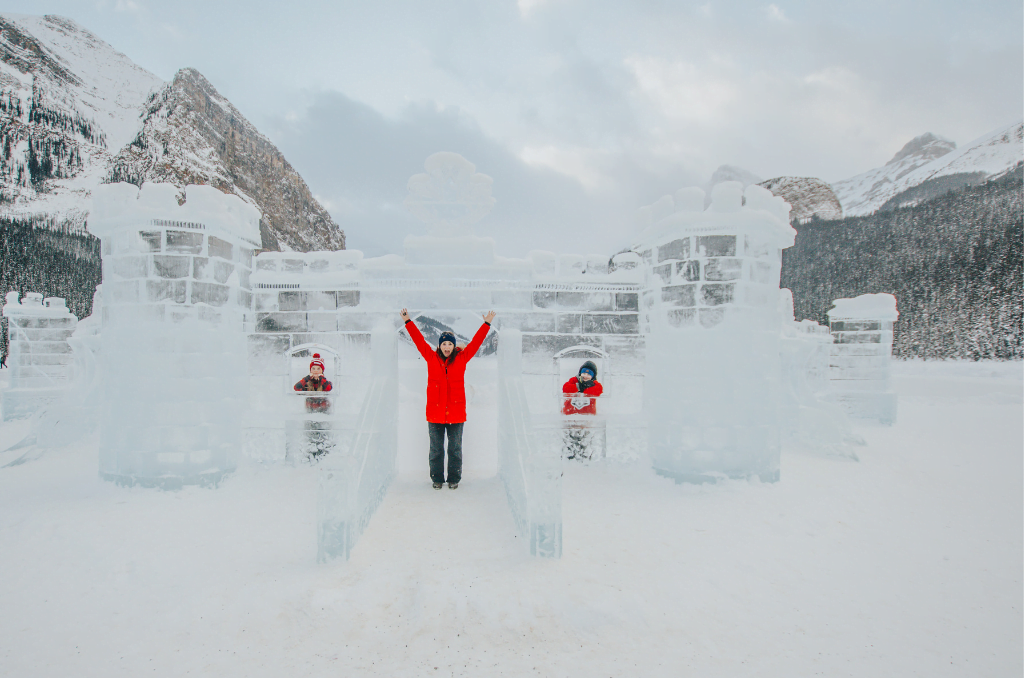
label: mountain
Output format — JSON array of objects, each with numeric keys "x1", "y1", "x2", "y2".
[
  {"x1": 756, "y1": 176, "x2": 842, "y2": 223},
  {"x1": 0, "y1": 13, "x2": 344, "y2": 251},
  {"x1": 834, "y1": 123, "x2": 1023, "y2": 217},
  {"x1": 109, "y1": 68, "x2": 345, "y2": 252},
  {"x1": 0, "y1": 14, "x2": 162, "y2": 228}
]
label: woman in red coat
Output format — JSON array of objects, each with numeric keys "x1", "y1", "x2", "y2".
[{"x1": 401, "y1": 308, "x2": 496, "y2": 489}]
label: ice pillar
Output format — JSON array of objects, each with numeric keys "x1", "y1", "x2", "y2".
[
  {"x1": 317, "y1": 325, "x2": 399, "y2": 562},
  {"x1": 1, "y1": 292, "x2": 78, "y2": 420},
  {"x1": 638, "y1": 183, "x2": 796, "y2": 483},
  {"x1": 497, "y1": 328, "x2": 563, "y2": 557},
  {"x1": 88, "y1": 182, "x2": 261, "y2": 488},
  {"x1": 827, "y1": 294, "x2": 898, "y2": 425}
]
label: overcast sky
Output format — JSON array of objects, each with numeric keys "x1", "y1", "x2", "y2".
[{"x1": 11, "y1": 0, "x2": 1023, "y2": 255}]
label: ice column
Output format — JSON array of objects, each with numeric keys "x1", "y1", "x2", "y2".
[
  {"x1": 827, "y1": 294, "x2": 898, "y2": 425},
  {"x1": 638, "y1": 183, "x2": 796, "y2": 483},
  {"x1": 88, "y1": 182, "x2": 260, "y2": 488},
  {"x1": 497, "y1": 329, "x2": 563, "y2": 557},
  {"x1": 2, "y1": 292, "x2": 78, "y2": 420},
  {"x1": 317, "y1": 325, "x2": 399, "y2": 562}
]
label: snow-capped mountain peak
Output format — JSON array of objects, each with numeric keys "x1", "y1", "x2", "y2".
[
  {"x1": 834, "y1": 121, "x2": 1022, "y2": 217},
  {"x1": 0, "y1": 13, "x2": 345, "y2": 251},
  {"x1": 884, "y1": 132, "x2": 956, "y2": 168}
]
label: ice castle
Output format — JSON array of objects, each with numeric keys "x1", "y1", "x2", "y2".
[{"x1": 4, "y1": 152, "x2": 898, "y2": 560}]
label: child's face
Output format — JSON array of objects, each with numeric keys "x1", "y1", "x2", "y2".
[
  {"x1": 580, "y1": 371, "x2": 593, "y2": 381},
  {"x1": 310, "y1": 365, "x2": 324, "y2": 379}
]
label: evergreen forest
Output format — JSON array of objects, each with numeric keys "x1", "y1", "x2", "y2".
[{"x1": 782, "y1": 168, "x2": 1023, "y2": 360}]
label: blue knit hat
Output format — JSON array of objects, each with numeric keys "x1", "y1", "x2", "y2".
[{"x1": 438, "y1": 331, "x2": 457, "y2": 347}]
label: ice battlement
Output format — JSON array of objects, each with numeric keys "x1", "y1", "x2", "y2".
[
  {"x1": 636, "y1": 183, "x2": 795, "y2": 245},
  {"x1": 249, "y1": 248, "x2": 643, "y2": 285},
  {"x1": 89, "y1": 183, "x2": 262, "y2": 248}
]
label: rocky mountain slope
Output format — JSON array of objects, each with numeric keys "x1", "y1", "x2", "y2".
[
  {"x1": 0, "y1": 13, "x2": 343, "y2": 251},
  {"x1": 756, "y1": 176, "x2": 842, "y2": 223},
  {"x1": 0, "y1": 13, "x2": 161, "y2": 228},
  {"x1": 109, "y1": 68, "x2": 344, "y2": 251},
  {"x1": 834, "y1": 123, "x2": 1023, "y2": 217}
]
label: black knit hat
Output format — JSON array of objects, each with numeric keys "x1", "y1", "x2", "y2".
[
  {"x1": 438, "y1": 331, "x2": 457, "y2": 347},
  {"x1": 579, "y1": 360, "x2": 598, "y2": 379}
]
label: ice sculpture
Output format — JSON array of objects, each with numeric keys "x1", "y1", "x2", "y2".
[
  {"x1": 317, "y1": 326, "x2": 398, "y2": 562},
  {"x1": 404, "y1": 152, "x2": 495, "y2": 237},
  {"x1": 637, "y1": 182, "x2": 796, "y2": 483},
  {"x1": 778, "y1": 289, "x2": 864, "y2": 457},
  {"x1": 497, "y1": 329, "x2": 563, "y2": 558},
  {"x1": 34, "y1": 286, "x2": 104, "y2": 447},
  {"x1": 88, "y1": 182, "x2": 260, "y2": 488},
  {"x1": 827, "y1": 294, "x2": 899, "y2": 424},
  {"x1": 2, "y1": 292, "x2": 78, "y2": 421}
]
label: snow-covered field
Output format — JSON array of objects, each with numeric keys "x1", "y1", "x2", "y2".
[{"x1": 0, "y1": 361, "x2": 1020, "y2": 677}]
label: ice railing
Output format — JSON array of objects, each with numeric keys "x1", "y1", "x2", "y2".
[
  {"x1": 316, "y1": 327, "x2": 399, "y2": 562},
  {"x1": 497, "y1": 329, "x2": 563, "y2": 558}
]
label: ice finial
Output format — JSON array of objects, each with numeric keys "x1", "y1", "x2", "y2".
[{"x1": 404, "y1": 152, "x2": 496, "y2": 237}]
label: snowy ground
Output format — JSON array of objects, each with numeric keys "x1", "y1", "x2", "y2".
[{"x1": 0, "y1": 361, "x2": 1020, "y2": 677}]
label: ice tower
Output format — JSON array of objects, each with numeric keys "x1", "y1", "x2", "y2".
[
  {"x1": 1, "y1": 292, "x2": 78, "y2": 420},
  {"x1": 88, "y1": 182, "x2": 260, "y2": 487},
  {"x1": 636, "y1": 182, "x2": 796, "y2": 483}
]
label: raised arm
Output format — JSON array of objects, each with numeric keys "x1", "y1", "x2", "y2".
[
  {"x1": 460, "y1": 311, "x2": 496, "y2": 363},
  {"x1": 400, "y1": 308, "x2": 434, "y2": 361}
]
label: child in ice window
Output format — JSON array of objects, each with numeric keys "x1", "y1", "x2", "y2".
[
  {"x1": 561, "y1": 360, "x2": 603, "y2": 415},
  {"x1": 294, "y1": 353, "x2": 333, "y2": 413}
]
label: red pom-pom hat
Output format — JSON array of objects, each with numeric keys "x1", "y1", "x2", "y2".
[{"x1": 309, "y1": 353, "x2": 325, "y2": 372}]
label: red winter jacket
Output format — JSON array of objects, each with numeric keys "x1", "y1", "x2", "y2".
[
  {"x1": 405, "y1": 320, "x2": 491, "y2": 424},
  {"x1": 561, "y1": 377, "x2": 603, "y2": 415}
]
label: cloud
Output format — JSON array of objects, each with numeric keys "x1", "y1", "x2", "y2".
[
  {"x1": 268, "y1": 91, "x2": 650, "y2": 258},
  {"x1": 765, "y1": 4, "x2": 789, "y2": 22},
  {"x1": 625, "y1": 55, "x2": 739, "y2": 124}
]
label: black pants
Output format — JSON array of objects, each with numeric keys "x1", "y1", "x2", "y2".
[{"x1": 428, "y1": 422, "x2": 464, "y2": 484}]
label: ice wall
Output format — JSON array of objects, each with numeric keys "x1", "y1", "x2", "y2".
[
  {"x1": 2, "y1": 292, "x2": 78, "y2": 420},
  {"x1": 497, "y1": 329, "x2": 563, "y2": 558},
  {"x1": 827, "y1": 294, "x2": 899, "y2": 425},
  {"x1": 317, "y1": 326, "x2": 399, "y2": 562},
  {"x1": 778, "y1": 289, "x2": 863, "y2": 457},
  {"x1": 34, "y1": 285, "x2": 104, "y2": 447},
  {"x1": 637, "y1": 182, "x2": 796, "y2": 483},
  {"x1": 88, "y1": 182, "x2": 260, "y2": 488}
]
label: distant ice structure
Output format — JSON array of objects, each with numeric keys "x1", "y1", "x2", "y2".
[
  {"x1": 2, "y1": 292, "x2": 78, "y2": 421},
  {"x1": 317, "y1": 327, "x2": 398, "y2": 562},
  {"x1": 34, "y1": 285, "x2": 105, "y2": 447},
  {"x1": 827, "y1": 294, "x2": 899, "y2": 425},
  {"x1": 636, "y1": 182, "x2": 796, "y2": 483},
  {"x1": 778, "y1": 289, "x2": 864, "y2": 457},
  {"x1": 88, "y1": 182, "x2": 260, "y2": 488},
  {"x1": 404, "y1": 152, "x2": 496, "y2": 238}
]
